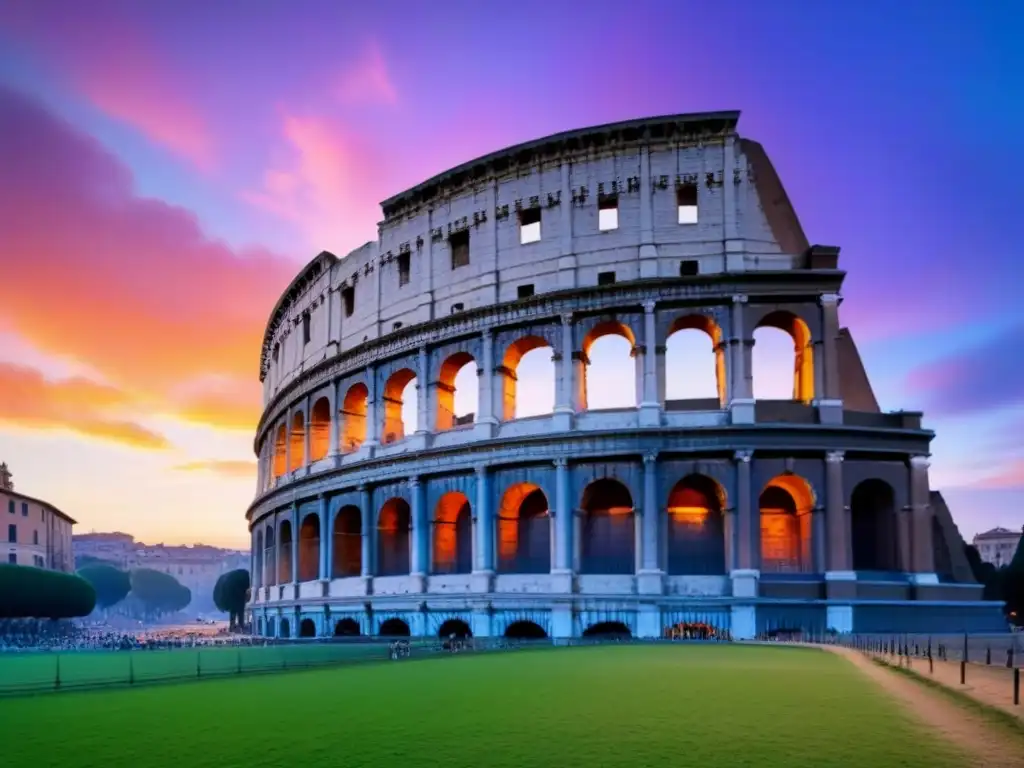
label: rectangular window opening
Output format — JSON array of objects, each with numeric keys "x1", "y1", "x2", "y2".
[
  {"x1": 450, "y1": 230, "x2": 470, "y2": 269},
  {"x1": 301, "y1": 312, "x2": 311, "y2": 345},
  {"x1": 519, "y1": 207, "x2": 542, "y2": 244},
  {"x1": 677, "y1": 184, "x2": 698, "y2": 225},
  {"x1": 679, "y1": 259, "x2": 699, "y2": 277},
  {"x1": 451, "y1": 302, "x2": 465, "y2": 314},
  {"x1": 342, "y1": 286, "x2": 355, "y2": 317},
  {"x1": 598, "y1": 194, "x2": 619, "y2": 231},
  {"x1": 597, "y1": 271, "x2": 616, "y2": 286},
  {"x1": 397, "y1": 251, "x2": 411, "y2": 286},
  {"x1": 517, "y1": 283, "x2": 535, "y2": 300},
  {"x1": 392, "y1": 321, "x2": 403, "y2": 332}
]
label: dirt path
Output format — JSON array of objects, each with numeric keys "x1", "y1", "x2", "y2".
[{"x1": 823, "y1": 645, "x2": 1024, "y2": 768}]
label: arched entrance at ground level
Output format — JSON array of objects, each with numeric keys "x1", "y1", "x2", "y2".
[
  {"x1": 759, "y1": 474, "x2": 815, "y2": 573},
  {"x1": 582, "y1": 621, "x2": 631, "y2": 638},
  {"x1": 580, "y1": 478, "x2": 635, "y2": 574},
  {"x1": 332, "y1": 505, "x2": 362, "y2": 578},
  {"x1": 377, "y1": 498, "x2": 411, "y2": 576},
  {"x1": 266, "y1": 617, "x2": 276, "y2": 637},
  {"x1": 433, "y1": 492, "x2": 472, "y2": 574},
  {"x1": 334, "y1": 618, "x2": 361, "y2": 636},
  {"x1": 299, "y1": 618, "x2": 316, "y2": 638},
  {"x1": 298, "y1": 513, "x2": 320, "y2": 582},
  {"x1": 280, "y1": 618, "x2": 291, "y2": 638},
  {"x1": 666, "y1": 474, "x2": 726, "y2": 575},
  {"x1": 497, "y1": 483, "x2": 550, "y2": 573},
  {"x1": 379, "y1": 618, "x2": 411, "y2": 637},
  {"x1": 850, "y1": 479, "x2": 900, "y2": 572},
  {"x1": 257, "y1": 617, "x2": 264, "y2": 635},
  {"x1": 438, "y1": 619, "x2": 472, "y2": 638},
  {"x1": 504, "y1": 621, "x2": 548, "y2": 639}
]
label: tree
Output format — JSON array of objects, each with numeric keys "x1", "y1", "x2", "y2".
[
  {"x1": 213, "y1": 569, "x2": 250, "y2": 629},
  {"x1": 130, "y1": 568, "x2": 192, "y2": 618},
  {"x1": 77, "y1": 564, "x2": 131, "y2": 610},
  {"x1": 0, "y1": 564, "x2": 96, "y2": 619},
  {"x1": 964, "y1": 544, "x2": 1003, "y2": 601},
  {"x1": 1001, "y1": 530, "x2": 1024, "y2": 627}
]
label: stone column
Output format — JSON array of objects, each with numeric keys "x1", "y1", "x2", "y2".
[
  {"x1": 639, "y1": 301, "x2": 660, "y2": 426},
  {"x1": 318, "y1": 493, "x2": 330, "y2": 583},
  {"x1": 283, "y1": 408, "x2": 293, "y2": 477},
  {"x1": 365, "y1": 365, "x2": 379, "y2": 449},
  {"x1": 824, "y1": 451, "x2": 855, "y2": 621},
  {"x1": 638, "y1": 146, "x2": 658, "y2": 272},
  {"x1": 409, "y1": 475, "x2": 427, "y2": 592},
  {"x1": 817, "y1": 293, "x2": 843, "y2": 424},
  {"x1": 302, "y1": 394, "x2": 311, "y2": 470},
  {"x1": 290, "y1": 503, "x2": 299, "y2": 585},
  {"x1": 557, "y1": 161, "x2": 577, "y2": 290},
  {"x1": 909, "y1": 456, "x2": 936, "y2": 583},
  {"x1": 328, "y1": 382, "x2": 340, "y2": 457},
  {"x1": 731, "y1": 450, "x2": 757, "y2": 598},
  {"x1": 476, "y1": 329, "x2": 497, "y2": 438},
  {"x1": 552, "y1": 458, "x2": 573, "y2": 591},
  {"x1": 472, "y1": 466, "x2": 494, "y2": 592},
  {"x1": 729, "y1": 295, "x2": 754, "y2": 424},
  {"x1": 637, "y1": 453, "x2": 663, "y2": 595},
  {"x1": 358, "y1": 485, "x2": 373, "y2": 592},
  {"x1": 416, "y1": 346, "x2": 429, "y2": 435},
  {"x1": 552, "y1": 313, "x2": 574, "y2": 430},
  {"x1": 811, "y1": 504, "x2": 827, "y2": 573}
]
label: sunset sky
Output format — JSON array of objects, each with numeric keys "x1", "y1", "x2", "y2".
[{"x1": 0, "y1": 0, "x2": 1022, "y2": 550}]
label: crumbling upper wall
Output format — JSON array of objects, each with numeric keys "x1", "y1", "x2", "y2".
[{"x1": 837, "y1": 328, "x2": 880, "y2": 413}]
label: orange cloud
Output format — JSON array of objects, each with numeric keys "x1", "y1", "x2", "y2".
[
  {"x1": 0, "y1": 85, "x2": 297, "y2": 433},
  {"x1": 0, "y1": 3, "x2": 215, "y2": 169},
  {"x1": 0, "y1": 363, "x2": 169, "y2": 450},
  {"x1": 174, "y1": 460, "x2": 257, "y2": 478},
  {"x1": 968, "y1": 460, "x2": 1024, "y2": 491},
  {"x1": 243, "y1": 112, "x2": 387, "y2": 252},
  {"x1": 336, "y1": 39, "x2": 398, "y2": 107},
  {"x1": 173, "y1": 386, "x2": 263, "y2": 432}
]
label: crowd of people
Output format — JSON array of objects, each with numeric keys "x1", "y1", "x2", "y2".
[{"x1": 0, "y1": 618, "x2": 267, "y2": 653}]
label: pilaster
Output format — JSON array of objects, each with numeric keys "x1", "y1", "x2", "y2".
[
  {"x1": 557, "y1": 161, "x2": 576, "y2": 289},
  {"x1": 415, "y1": 346, "x2": 429, "y2": 436},
  {"x1": 825, "y1": 450, "x2": 850, "y2": 575},
  {"x1": 302, "y1": 394, "x2": 311, "y2": 470},
  {"x1": 909, "y1": 455, "x2": 937, "y2": 582},
  {"x1": 816, "y1": 293, "x2": 843, "y2": 425},
  {"x1": 551, "y1": 458, "x2": 573, "y2": 592},
  {"x1": 327, "y1": 381, "x2": 340, "y2": 457},
  {"x1": 638, "y1": 146, "x2": 658, "y2": 270},
  {"x1": 638, "y1": 301, "x2": 661, "y2": 426},
  {"x1": 318, "y1": 493, "x2": 330, "y2": 583},
  {"x1": 290, "y1": 502, "x2": 299, "y2": 586},
  {"x1": 409, "y1": 475, "x2": 426, "y2": 592},
  {"x1": 552, "y1": 313, "x2": 574, "y2": 430},
  {"x1": 475, "y1": 328, "x2": 498, "y2": 439},
  {"x1": 364, "y1": 363, "x2": 379, "y2": 450},
  {"x1": 472, "y1": 465, "x2": 494, "y2": 592},
  {"x1": 637, "y1": 452, "x2": 663, "y2": 595},
  {"x1": 728, "y1": 295, "x2": 754, "y2": 424},
  {"x1": 730, "y1": 450, "x2": 758, "y2": 598},
  {"x1": 358, "y1": 484, "x2": 373, "y2": 593}
]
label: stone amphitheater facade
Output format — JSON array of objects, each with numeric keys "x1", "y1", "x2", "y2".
[{"x1": 245, "y1": 112, "x2": 1003, "y2": 641}]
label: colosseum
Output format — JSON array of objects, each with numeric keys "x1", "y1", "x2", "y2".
[{"x1": 245, "y1": 112, "x2": 1004, "y2": 641}]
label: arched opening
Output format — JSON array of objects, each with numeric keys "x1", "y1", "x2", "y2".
[
  {"x1": 581, "y1": 321, "x2": 636, "y2": 410},
  {"x1": 504, "y1": 620, "x2": 548, "y2": 639},
  {"x1": 257, "y1": 617, "x2": 264, "y2": 636},
  {"x1": 272, "y1": 424, "x2": 287, "y2": 477},
  {"x1": 334, "y1": 617, "x2": 361, "y2": 636},
  {"x1": 580, "y1": 478, "x2": 635, "y2": 574},
  {"x1": 666, "y1": 474, "x2": 727, "y2": 575},
  {"x1": 279, "y1": 618, "x2": 291, "y2": 638},
  {"x1": 438, "y1": 619, "x2": 472, "y2": 638},
  {"x1": 278, "y1": 520, "x2": 293, "y2": 584},
  {"x1": 759, "y1": 474, "x2": 815, "y2": 574},
  {"x1": 436, "y1": 352, "x2": 477, "y2": 431},
  {"x1": 309, "y1": 397, "x2": 331, "y2": 462},
  {"x1": 298, "y1": 513, "x2": 320, "y2": 582},
  {"x1": 582, "y1": 621, "x2": 632, "y2": 638},
  {"x1": 255, "y1": 530, "x2": 264, "y2": 587},
  {"x1": 267, "y1": 617, "x2": 276, "y2": 637},
  {"x1": 340, "y1": 383, "x2": 368, "y2": 453},
  {"x1": 500, "y1": 336, "x2": 555, "y2": 420},
  {"x1": 379, "y1": 617, "x2": 411, "y2": 637},
  {"x1": 665, "y1": 314, "x2": 726, "y2": 406},
  {"x1": 851, "y1": 479, "x2": 900, "y2": 573},
  {"x1": 382, "y1": 369, "x2": 417, "y2": 444},
  {"x1": 753, "y1": 311, "x2": 814, "y2": 403},
  {"x1": 497, "y1": 483, "x2": 550, "y2": 573},
  {"x1": 332, "y1": 505, "x2": 362, "y2": 578},
  {"x1": 299, "y1": 618, "x2": 316, "y2": 638},
  {"x1": 377, "y1": 498, "x2": 411, "y2": 576},
  {"x1": 264, "y1": 525, "x2": 276, "y2": 587},
  {"x1": 288, "y1": 411, "x2": 305, "y2": 471},
  {"x1": 433, "y1": 492, "x2": 472, "y2": 574}
]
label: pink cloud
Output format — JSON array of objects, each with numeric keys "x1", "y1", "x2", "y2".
[
  {"x1": 0, "y1": 2, "x2": 215, "y2": 170},
  {"x1": 243, "y1": 112, "x2": 388, "y2": 252},
  {"x1": 335, "y1": 39, "x2": 398, "y2": 107},
  {"x1": 963, "y1": 460, "x2": 1024, "y2": 491}
]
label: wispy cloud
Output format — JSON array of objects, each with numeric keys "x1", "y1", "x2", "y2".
[
  {"x1": 174, "y1": 460, "x2": 257, "y2": 478},
  {"x1": 336, "y1": 39, "x2": 397, "y2": 107}
]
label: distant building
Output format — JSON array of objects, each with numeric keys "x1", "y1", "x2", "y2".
[
  {"x1": 0, "y1": 462, "x2": 75, "y2": 572},
  {"x1": 74, "y1": 531, "x2": 249, "y2": 614},
  {"x1": 973, "y1": 527, "x2": 1022, "y2": 568}
]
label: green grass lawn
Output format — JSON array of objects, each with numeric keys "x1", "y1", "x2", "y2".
[{"x1": 0, "y1": 645, "x2": 968, "y2": 768}]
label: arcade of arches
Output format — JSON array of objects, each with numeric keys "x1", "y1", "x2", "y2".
[
  {"x1": 259, "y1": 306, "x2": 829, "y2": 486},
  {"x1": 252, "y1": 462, "x2": 935, "y2": 589}
]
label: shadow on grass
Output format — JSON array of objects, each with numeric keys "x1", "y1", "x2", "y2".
[{"x1": 870, "y1": 657, "x2": 1024, "y2": 741}]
